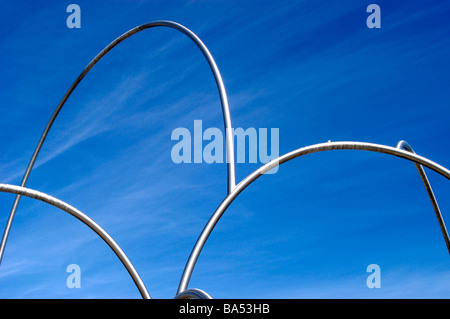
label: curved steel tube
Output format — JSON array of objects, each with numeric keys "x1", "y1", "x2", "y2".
[
  {"x1": 174, "y1": 288, "x2": 212, "y2": 299},
  {"x1": 177, "y1": 141, "x2": 450, "y2": 294},
  {"x1": 0, "y1": 183, "x2": 150, "y2": 299},
  {"x1": 396, "y1": 140, "x2": 450, "y2": 253},
  {"x1": 0, "y1": 20, "x2": 236, "y2": 265}
]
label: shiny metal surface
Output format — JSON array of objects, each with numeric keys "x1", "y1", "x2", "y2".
[
  {"x1": 396, "y1": 140, "x2": 450, "y2": 253},
  {"x1": 0, "y1": 20, "x2": 236, "y2": 265},
  {"x1": 177, "y1": 141, "x2": 450, "y2": 294},
  {"x1": 175, "y1": 288, "x2": 212, "y2": 299},
  {"x1": 0, "y1": 183, "x2": 150, "y2": 299}
]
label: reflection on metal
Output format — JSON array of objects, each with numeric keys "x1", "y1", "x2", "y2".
[
  {"x1": 0, "y1": 20, "x2": 236, "y2": 267},
  {"x1": 396, "y1": 140, "x2": 450, "y2": 253},
  {"x1": 175, "y1": 288, "x2": 212, "y2": 299},
  {"x1": 0, "y1": 21, "x2": 449, "y2": 299},
  {"x1": 0, "y1": 183, "x2": 150, "y2": 299}
]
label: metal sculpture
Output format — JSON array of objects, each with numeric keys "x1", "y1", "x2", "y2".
[{"x1": 0, "y1": 21, "x2": 448, "y2": 299}]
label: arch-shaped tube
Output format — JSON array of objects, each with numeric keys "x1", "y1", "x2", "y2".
[
  {"x1": 0, "y1": 183, "x2": 150, "y2": 299},
  {"x1": 0, "y1": 20, "x2": 236, "y2": 265},
  {"x1": 177, "y1": 141, "x2": 450, "y2": 294},
  {"x1": 396, "y1": 140, "x2": 450, "y2": 253}
]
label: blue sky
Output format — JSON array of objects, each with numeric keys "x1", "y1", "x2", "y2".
[{"x1": 0, "y1": 0, "x2": 449, "y2": 298}]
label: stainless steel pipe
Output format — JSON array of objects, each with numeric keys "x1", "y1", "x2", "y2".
[
  {"x1": 177, "y1": 141, "x2": 450, "y2": 294},
  {"x1": 396, "y1": 140, "x2": 450, "y2": 253},
  {"x1": 0, "y1": 20, "x2": 236, "y2": 266},
  {"x1": 0, "y1": 183, "x2": 150, "y2": 299}
]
